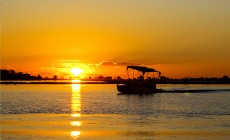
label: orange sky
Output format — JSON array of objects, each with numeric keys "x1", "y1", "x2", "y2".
[{"x1": 1, "y1": 0, "x2": 230, "y2": 78}]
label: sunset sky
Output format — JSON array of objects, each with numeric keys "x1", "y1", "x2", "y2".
[{"x1": 1, "y1": 0, "x2": 230, "y2": 78}]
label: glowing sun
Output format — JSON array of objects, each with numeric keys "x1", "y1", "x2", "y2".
[{"x1": 71, "y1": 68, "x2": 83, "y2": 76}]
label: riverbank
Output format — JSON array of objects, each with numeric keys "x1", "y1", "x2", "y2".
[{"x1": 1, "y1": 80, "x2": 230, "y2": 85}]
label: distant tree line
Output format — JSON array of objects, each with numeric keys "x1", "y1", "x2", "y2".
[
  {"x1": 88, "y1": 75, "x2": 230, "y2": 84},
  {"x1": 1, "y1": 69, "x2": 229, "y2": 84},
  {"x1": 157, "y1": 76, "x2": 230, "y2": 84},
  {"x1": 0, "y1": 69, "x2": 42, "y2": 80}
]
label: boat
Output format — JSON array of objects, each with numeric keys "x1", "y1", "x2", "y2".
[{"x1": 117, "y1": 66, "x2": 162, "y2": 94}]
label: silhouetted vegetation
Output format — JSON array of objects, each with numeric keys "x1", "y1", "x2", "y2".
[
  {"x1": 157, "y1": 76, "x2": 230, "y2": 84},
  {"x1": 0, "y1": 69, "x2": 42, "y2": 80},
  {"x1": 83, "y1": 75, "x2": 230, "y2": 84},
  {"x1": 0, "y1": 69, "x2": 229, "y2": 84}
]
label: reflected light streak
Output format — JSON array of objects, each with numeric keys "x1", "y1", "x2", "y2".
[
  {"x1": 71, "y1": 113, "x2": 81, "y2": 117},
  {"x1": 70, "y1": 80, "x2": 82, "y2": 139},
  {"x1": 70, "y1": 131, "x2": 81, "y2": 139},
  {"x1": 71, "y1": 80, "x2": 81, "y2": 115},
  {"x1": 70, "y1": 121, "x2": 82, "y2": 127}
]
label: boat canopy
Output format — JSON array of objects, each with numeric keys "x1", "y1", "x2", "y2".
[{"x1": 127, "y1": 66, "x2": 161, "y2": 76}]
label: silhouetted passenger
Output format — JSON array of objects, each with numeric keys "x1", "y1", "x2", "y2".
[{"x1": 138, "y1": 76, "x2": 144, "y2": 81}]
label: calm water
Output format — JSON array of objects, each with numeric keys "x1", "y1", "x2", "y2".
[{"x1": 1, "y1": 84, "x2": 230, "y2": 140}]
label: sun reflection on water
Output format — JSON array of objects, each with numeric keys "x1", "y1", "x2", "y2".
[
  {"x1": 70, "y1": 131, "x2": 81, "y2": 139},
  {"x1": 71, "y1": 113, "x2": 81, "y2": 117},
  {"x1": 71, "y1": 80, "x2": 82, "y2": 139},
  {"x1": 70, "y1": 121, "x2": 82, "y2": 127}
]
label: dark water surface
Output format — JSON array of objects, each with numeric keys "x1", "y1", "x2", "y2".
[{"x1": 1, "y1": 84, "x2": 230, "y2": 139}]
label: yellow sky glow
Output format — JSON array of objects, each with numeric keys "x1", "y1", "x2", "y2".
[{"x1": 1, "y1": 0, "x2": 230, "y2": 78}]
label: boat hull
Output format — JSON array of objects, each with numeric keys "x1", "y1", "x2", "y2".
[{"x1": 117, "y1": 84, "x2": 161, "y2": 94}]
